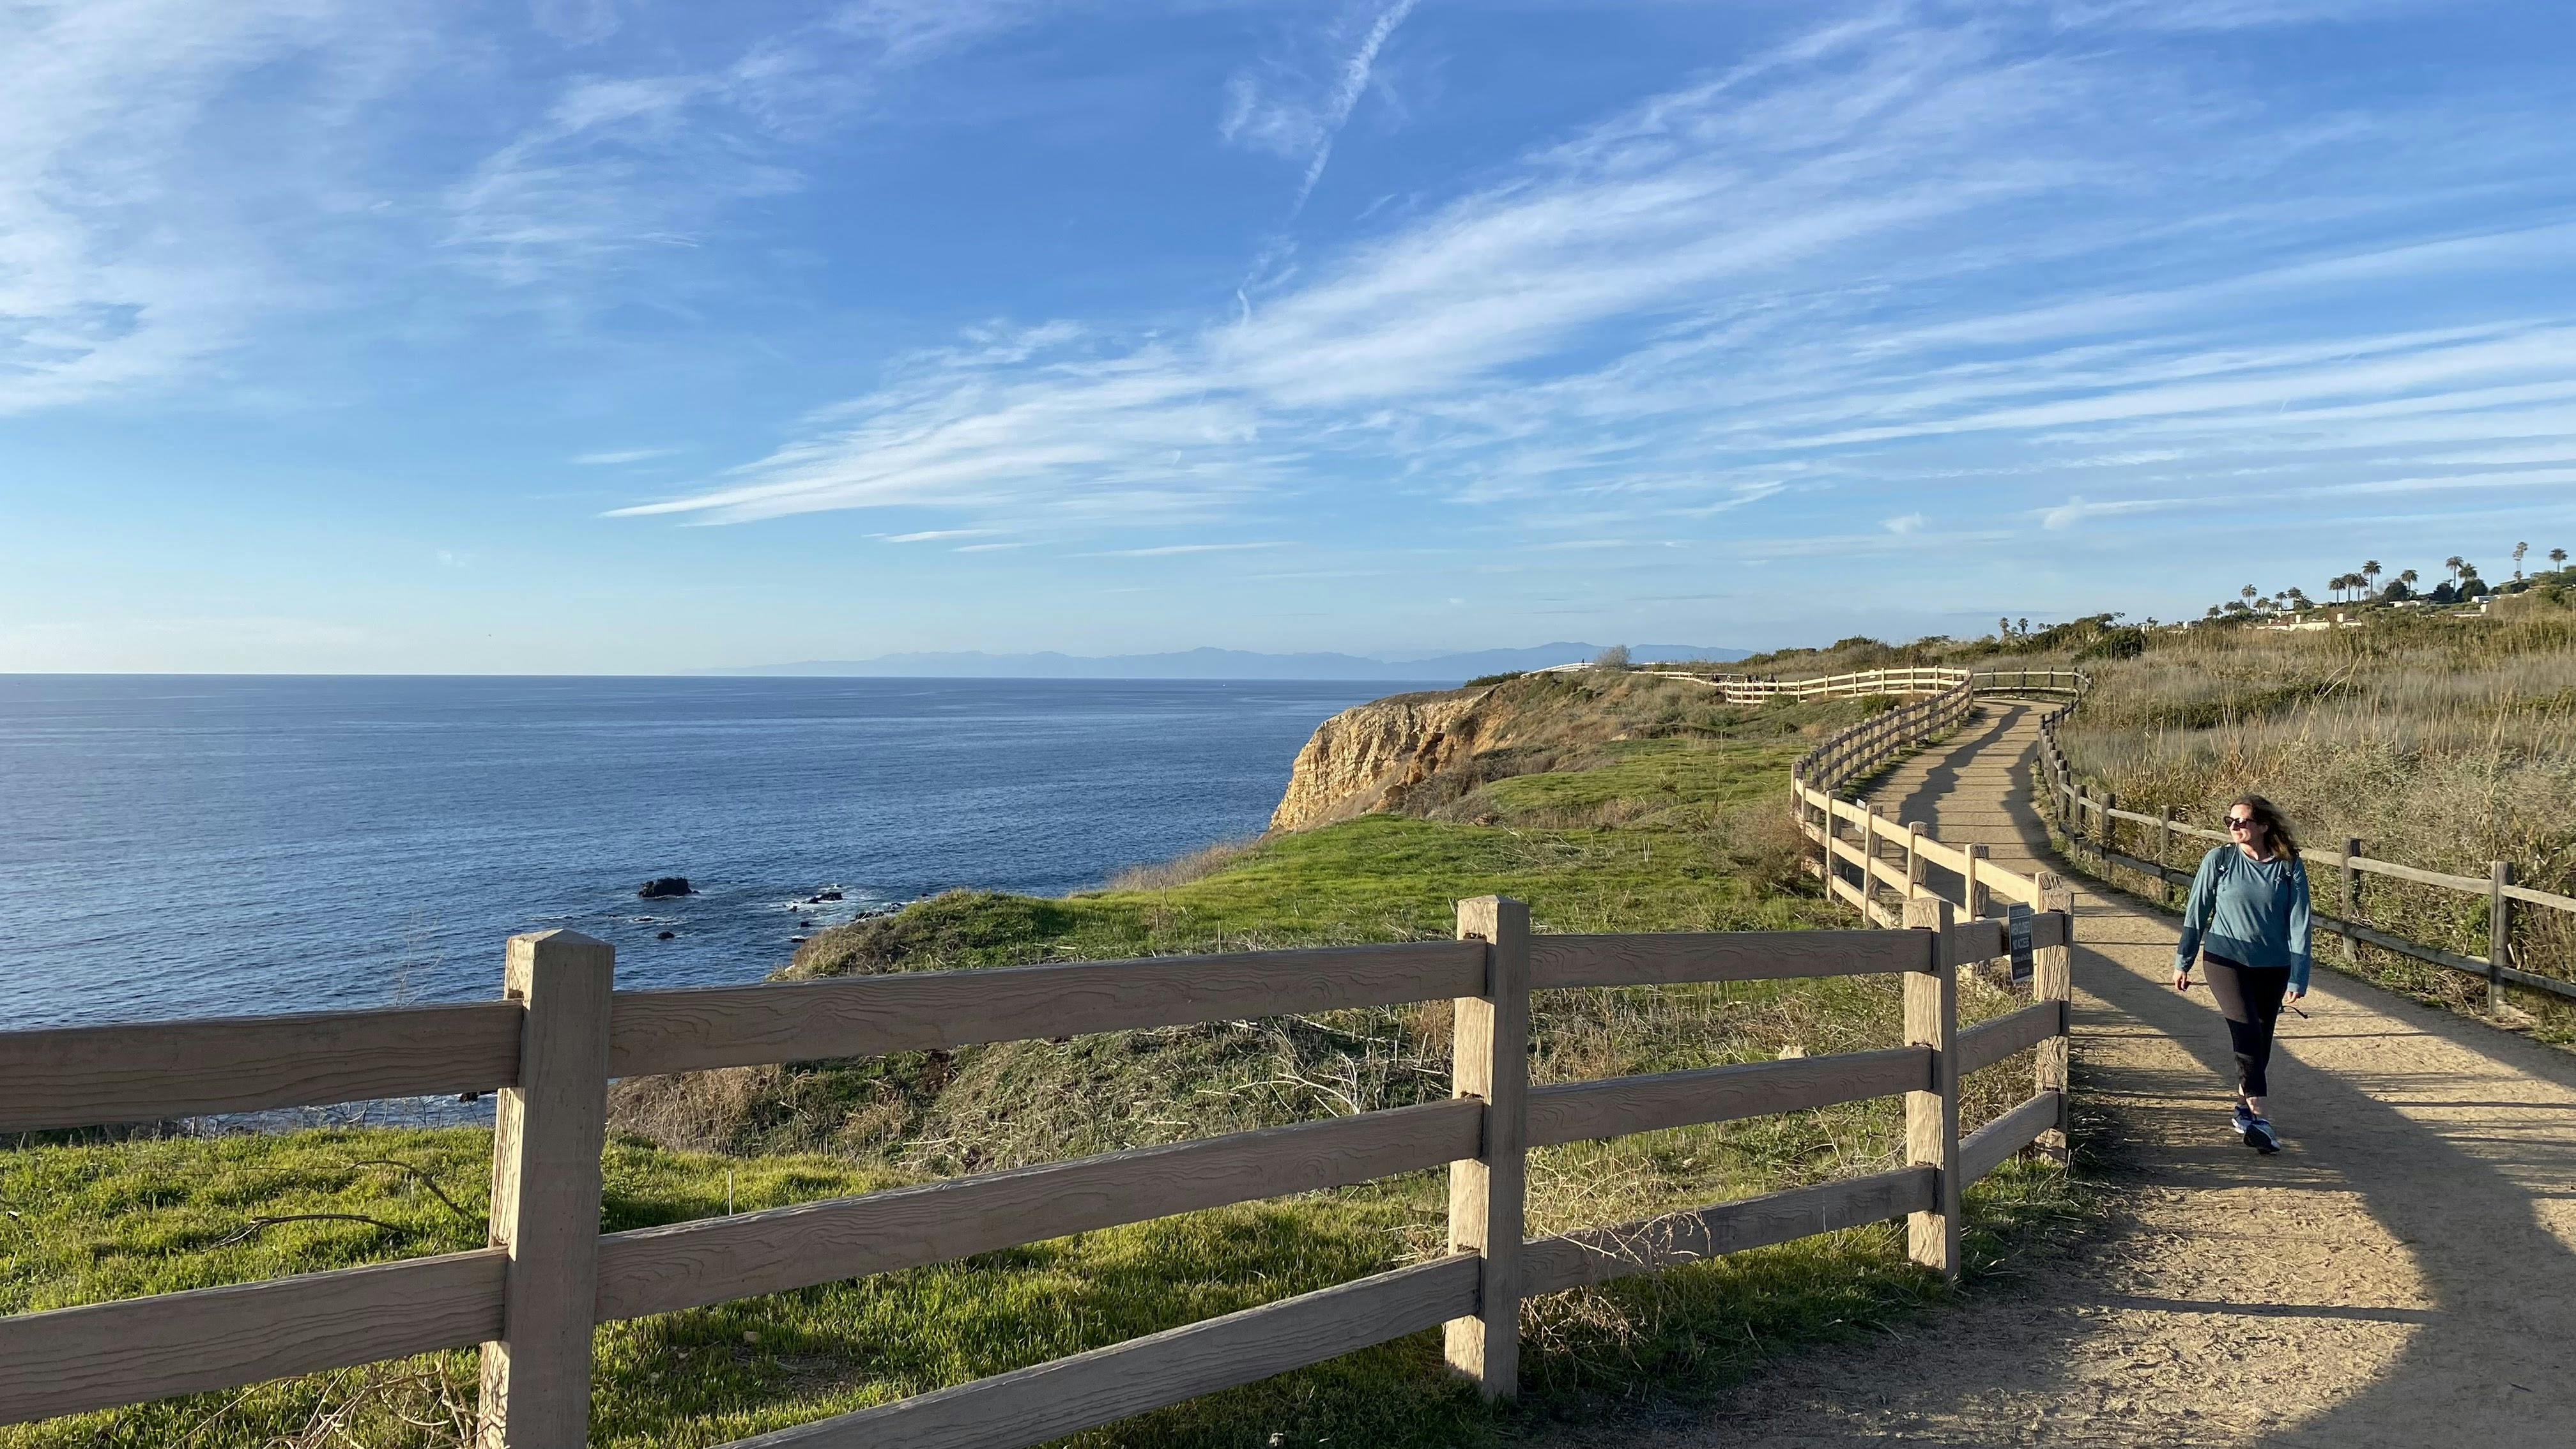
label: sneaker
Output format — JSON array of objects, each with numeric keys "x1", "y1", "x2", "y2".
[
  {"x1": 2230, "y1": 1103, "x2": 2255, "y2": 1135},
  {"x1": 2244, "y1": 1116, "x2": 2281, "y2": 1154}
]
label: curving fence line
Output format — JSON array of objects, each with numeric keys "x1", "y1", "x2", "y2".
[
  {"x1": 2034, "y1": 682, "x2": 2576, "y2": 1009},
  {"x1": 1, "y1": 911, "x2": 2073, "y2": 1446},
  {"x1": 1774, "y1": 659, "x2": 2576, "y2": 1010},
  {"x1": 4, "y1": 663, "x2": 2161, "y2": 1446}
]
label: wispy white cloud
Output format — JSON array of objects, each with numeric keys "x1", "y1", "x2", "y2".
[
  {"x1": 594, "y1": 0, "x2": 2572, "y2": 573},
  {"x1": 445, "y1": 2, "x2": 1050, "y2": 285},
  {"x1": 1093, "y1": 541, "x2": 1289, "y2": 557},
  {"x1": 1220, "y1": 0, "x2": 1418, "y2": 214},
  {"x1": 0, "y1": 0, "x2": 426, "y2": 412},
  {"x1": 879, "y1": 528, "x2": 993, "y2": 542},
  {"x1": 572, "y1": 446, "x2": 680, "y2": 464},
  {"x1": 2037, "y1": 494, "x2": 2197, "y2": 530}
]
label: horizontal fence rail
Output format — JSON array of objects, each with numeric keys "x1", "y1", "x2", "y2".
[
  {"x1": 6, "y1": 661, "x2": 2112, "y2": 1445},
  {"x1": 1, "y1": 893, "x2": 2074, "y2": 1443},
  {"x1": 2033, "y1": 673, "x2": 2576, "y2": 1008}
]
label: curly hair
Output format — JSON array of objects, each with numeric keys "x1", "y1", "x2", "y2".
[{"x1": 2230, "y1": 793, "x2": 2301, "y2": 859}]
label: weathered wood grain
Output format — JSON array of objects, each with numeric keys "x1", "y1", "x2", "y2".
[
  {"x1": 1945, "y1": 918, "x2": 2006, "y2": 967},
  {"x1": 1519, "y1": 1167, "x2": 1938, "y2": 1296},
  {"x1": 2035, "y1": 879, "x2": 2074, "y2": 1158},
  {"x1": 1902, "y1": 898, "x2": 1960, "y2": 1280},
  {"x1": 0, "y1": 1249, "x2": 506, "y2": 1427},
  {"x1": 2340, "y1": 854, "x2": 2490, "y2": 891},
  {"x1": 1863, "y1": 848, "x2": 1912, "y2": 896},
  {"x1": 0, "y1": 1001, "x2": 523, "y2": 1134},
  {"x1": 592, "y1": 1098, "x2": 1482, "y2": 1322},
  {"x1": 479, "y1": 930, "x2": 613, "y2": 1449},
  {"x1": 606, "y1": 941, "x2": 1485, "y2": 1075},
  {"x1": 1445, "y1": 896, "x2": 1528, "y2": 1399},
  {"x1": 2501, "y1": 880, "x2": 2576, "y2": 913},
  {"x1": 716, "y1": 1255, "x2": 1482, "y2": 1449},
  {"x1": 1954, "y1": 999, "x2": 2062, "y2": 1077},
  {"x1": 1524, "y1": 1048, "x2": 1929, "y2": 1149},
  {"x1": 1961, "y1": 1092, "x2": 2061, "y2": 1185},
  {"x1": 1912, "y1": 832, "x2": 1968, "y2": 874},
  {"x1": 1527, "y1": 930, "x2": 1919, "y2": 990}
]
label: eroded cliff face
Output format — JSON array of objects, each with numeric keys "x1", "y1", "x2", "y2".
[{"x1": 1268, "y1": 688, "x2": 1491, "y2": 831}]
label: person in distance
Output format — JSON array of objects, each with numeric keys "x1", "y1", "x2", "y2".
[{"x1": 2172, "y1": 794, "x2": 2312, "y2": 1155}]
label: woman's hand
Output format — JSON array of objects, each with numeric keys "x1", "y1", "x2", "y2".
[
  {"x1": 2173, "y1": 969, "x2": 2191, "y2": 992},
  {"x1": 2288, "y1": 986, "x2": 2307, "y2": 1002}
]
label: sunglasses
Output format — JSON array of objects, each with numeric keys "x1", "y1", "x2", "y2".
[{"x1": 2226, "y1": 815, "x2": 2258, "y2": 829}]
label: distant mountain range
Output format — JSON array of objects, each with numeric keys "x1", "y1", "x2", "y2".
[{"x1": 692, "y1": 643, "x2": 1751, "y2": 684}]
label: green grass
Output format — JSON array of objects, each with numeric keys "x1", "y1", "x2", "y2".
[
  {"x1": 1, "y1": 1128, "x2": 2080, "y2": 1449},
  {"x1": 4, "y1": 689, "x2": 2089, "y2": 1448},
  {"x1": 2052, "y1": 599, "x2": 2576, "y2": 1038}
]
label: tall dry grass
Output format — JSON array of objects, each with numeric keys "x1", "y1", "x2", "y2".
[{"x1": 2057, "y1": 602, "x2": 2576, "y2": 1025}]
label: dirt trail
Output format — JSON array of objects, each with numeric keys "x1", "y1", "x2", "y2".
[{"x1": 1549, "y1": 701, "x2": 2576, "y2": 1446}]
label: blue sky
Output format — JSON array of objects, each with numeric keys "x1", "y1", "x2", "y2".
[{"x1": 4, "y1": 0, "x2": 2573, "y2": 672}]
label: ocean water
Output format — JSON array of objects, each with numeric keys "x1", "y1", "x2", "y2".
[{"x1": 0, "y1": 675, "x2": 1417, "y2": 1032}]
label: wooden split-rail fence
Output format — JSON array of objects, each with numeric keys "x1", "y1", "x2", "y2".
[
  {"x1": 2030, "y1": 678, "x2": 2576, "y2": 1011},
  {"x1": 0, "y1": 691, "x2": 2078, "y2": 1448},
  {"x1": 1759, "y1": 660, "x2": 2576, "y2": 1009}
]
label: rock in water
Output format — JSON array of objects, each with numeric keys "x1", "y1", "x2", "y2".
[
  {"x1": 638, "y1": 876, "x2": 694, "y2": 899},
  {"x1": 656, "y1": 930, "x2": 677, "y2": 940}
]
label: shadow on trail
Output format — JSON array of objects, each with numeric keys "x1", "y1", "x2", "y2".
[{"x1": 2053, "y1": 834, "x2": 2576, "y2": 1436}]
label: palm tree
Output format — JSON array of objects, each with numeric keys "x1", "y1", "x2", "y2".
[
  {"x1": 2400, "y1": 567, "x2": 2419, "y2": 589},
  {"x1": 1998, "y1": 617, "x2": 2011, "y2": 639},
  {"x1": 2363, "y1": 560, "x2": 2381, "y2": 594},
  {"x1": 2515, "y1": 541, "x2": 2530, "y2": 579},
  {"x1": 2553, "y1": 548, "x2": 2569, "y2": 570},
  {"x1": 2446, "y1": 555, "x2": 2466, "y2": 585},
  {"x1": 2016, "y1": 617, "x2": 2029, "y2": 635}
]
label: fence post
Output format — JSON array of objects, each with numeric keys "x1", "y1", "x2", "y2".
[
  {"x1": 2159, "y1": 809, "x2": 2179, "y2": 906},
  {"x1": 1901, "y1": 897, "x2": 1959, "y2": 1278},
  {"x1": 2343, "y1": 837, "x2": 2363, "y2": 967},
  {"x1": 2034, "y1": 874, "x2": 2073, "y2": 1162},
  {"x1": 1964, "y1": 843, "x2": 1989, "y2": 921},
  {"x1": 2102, "y1": 790, "x2": 2120, "y2": 861},
  {"x1": 1814, "y1": 795, "x2": 1836, "y2": 887},
  {"x1": 477, "y1": 930, "x2": 614, "y2": 1449},
  {"x1": 1446, "y1": 896, "x2": 1529, "y2": 1400},
  {"x1": 2490, "y1": 863, "x2": 2514, "y2": 1016},
  {"x1": 1906, "y1": 822, "x2": 1926, "y2": 903},
  {"x1": 1860, "y1": 805, "x2": 1881, "y2": 921}
]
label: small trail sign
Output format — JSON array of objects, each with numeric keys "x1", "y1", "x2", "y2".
[{"x1": 2007, "y1": 903, "x2": 2034, "y2": 985}]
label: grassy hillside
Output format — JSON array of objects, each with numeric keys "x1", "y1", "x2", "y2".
[
  {"x1": 4, "y1": 675, "x2": 2083, "y2": 1449},
  {"x1": 2051, "y1": 598, "x2": 2576, "y2": 1034}
]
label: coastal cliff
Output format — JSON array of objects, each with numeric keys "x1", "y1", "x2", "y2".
[{"x1": 1266, "y1": 687, "x2": 1491, "y2": 831}]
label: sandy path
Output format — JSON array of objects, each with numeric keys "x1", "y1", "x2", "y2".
[{"x1": 1545, "y1": 702, "x2": 2576, "y2": 1446}]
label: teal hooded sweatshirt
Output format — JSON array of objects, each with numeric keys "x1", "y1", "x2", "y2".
[{"x1": 2175, "y1": 844, "x2": 2313, "y2": 993}]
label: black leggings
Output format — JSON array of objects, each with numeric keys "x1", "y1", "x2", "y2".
[{"x1": 2200, "y1": 953, "x2": 2291, "y2": 1100}]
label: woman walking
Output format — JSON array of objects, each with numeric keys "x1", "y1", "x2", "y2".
[{"x1": 2173, "y1": 794, "x2": 2312, "y2": 1154}]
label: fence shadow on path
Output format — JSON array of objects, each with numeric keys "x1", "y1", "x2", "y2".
[{"x1": 2046, "y1": 848, "x2": 2576, "y2": 1439}]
